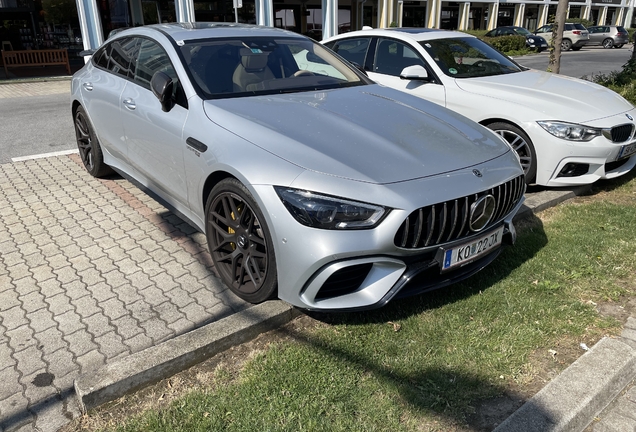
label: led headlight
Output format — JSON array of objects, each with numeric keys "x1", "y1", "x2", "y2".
[
  {"x1": 537, "y1": 121, "x2": 601, "y2": 142},
  {"x1": 274, "y1": 187, "x2": 388, "y2": 229}
]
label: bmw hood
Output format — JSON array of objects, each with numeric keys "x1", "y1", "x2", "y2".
[
  {"x1": 455, "y1": 69, "x2": 633, "y2": 123},
  {"x1": 203, "y1": 85, "x2": 512, "y2": 184}
]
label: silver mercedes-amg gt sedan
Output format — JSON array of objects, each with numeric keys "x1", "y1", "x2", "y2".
[{"x1": 70, "y1": 23, "x2": 525, "y2": 311}]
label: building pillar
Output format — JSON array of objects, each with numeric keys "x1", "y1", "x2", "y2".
[
  {"x1": 624, "y1": 0, "x2": 634, "y2": 27},
  {"x1": 581, "y1": 4, "x2": 591, "y2": 20},
  {"x1": 538, "y1": 4, "x2": 549, "y2": 26},
  {"x1": 175, "y1": 0, "x2": 195, "y2": 22},
  {"x1": 426, "y1": 0, "x2": 441, "y2": 27},
  {"x1": 486, "y1": 2, "x2": 499, "y2": 30},
  {"x1": 129, "y1": 0, "x2": 144, "y2": 26},
  {"x1": 458, "y1": 2, "x2": 471, "y2": 29},
  {"x1": 256, "y1": 0, "x2": 274, "y2": 26},
  {"x1": 322, "y1": 0, "x2": 338, "y2": 38},
  {"x1": 598, "y1": 5, "x2": 608, "y2": 24},
  {"x1": 513, "y1": 3, "x2": 525, "y2": 26},
  {"x1": 613, "y1": 7, "x2": 624, "y2": 24},
  {"x1": 397, "y1": 0, "x2": 404, "y2": 26},
  {"x1": 75, "y1": 0, "x2": 103, "y2": 56}
]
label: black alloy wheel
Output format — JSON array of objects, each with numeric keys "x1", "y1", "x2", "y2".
[
  {"x1": 73, "y1": 106, "x2": 112, "y2": 177},
  {"x1": 488, "y1": 122, "x2": 537, "y2": 184},
  {"x1": 205, "y1": 178, "x2": 277, "y2": 303}
]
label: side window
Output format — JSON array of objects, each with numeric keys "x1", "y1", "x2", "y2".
[
  {"x1": 536, "y1": 25, "x2": 550, "y2": 33},
  {"x1": 331, "y1": 38, "x2": 371, "y2": 68},
  {"x1": 108, "y1": 37, "x2": 138, "y2": 79},
  {"x1": 93, "y1": 45, "x2": 110, "y2": 69},
  {"x1": 134, "y1": 38, "x2": 178, "y2": 90},
  {"x1": 374, "y1": 38, "x2": 425, "y2": 76}
]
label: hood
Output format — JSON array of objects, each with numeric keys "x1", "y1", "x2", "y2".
[
  {"x1": 203, "y1": 85, "x2": 512, "y2": 184},
  {"x1": 455, "y1": 69, "x2": 633, "y2": 123}
]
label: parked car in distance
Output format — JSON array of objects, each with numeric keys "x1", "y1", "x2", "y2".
[
  {"x1": 534, "y1": 23, "x2": 589, "y2": 51},
  {"x1": 586, "y1": 25, "x2": 629, "y2": 48},
  {"x1": 71, "y1": 23, "x2": 525, "y2": 311},
  {"x1": 323, "y1": 27, "x2": 636, "y2": 187},
  {"x1": 484, "y1": 26, "x2": 548, "y2": 52}
]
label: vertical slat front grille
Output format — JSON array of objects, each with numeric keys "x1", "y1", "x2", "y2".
[
  {"x1": 394, "y1": 175, "x2": 525, "y2": 249},
  {"x1": 610, "y1": 124, "x2": 634, "y2": 143}
]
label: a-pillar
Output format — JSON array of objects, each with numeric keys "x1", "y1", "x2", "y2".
[
  {"x1": 256, "y1": 0, "x2": 274, "y2": 27},
  {"x1": 598, "y1": 5, "x2": 608, "y2": 24},
  {"x1": 458, "y1": 2, "x2": 471, "y2": 30},
  {"x1": 537, "y1": 4, "x2": 549, "y2": 27},
  {"x1": 426, "y1": 0, "x2": 442, "y2": 28},
  {"x1": 322, "y1": 0, "x2": 339, "y2": 39},
  {"x1": 75, "y1": 0, "x2": 103, "y2": 59},
  {"x1": 486, "y1": 2, "x2": 499, "y2": 30},
  {"x1": 175, "y1": 0, "x2": 195, "y2": 22},
  {"x1": 513, "y1": 3, "x2": 525, "y2": 26}
]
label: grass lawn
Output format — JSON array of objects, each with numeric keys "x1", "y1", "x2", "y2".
[{"x1": 65, "y1": 171, "x2": 636, "y2": 432}]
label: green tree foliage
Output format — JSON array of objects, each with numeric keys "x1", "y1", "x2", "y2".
[{"x1": 41, "y1": 0, "x2": 77, "y2": 25}]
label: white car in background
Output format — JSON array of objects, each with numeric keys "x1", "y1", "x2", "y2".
[{"x1": 323, "y1": 28, "x2": 636, "y2": 187}]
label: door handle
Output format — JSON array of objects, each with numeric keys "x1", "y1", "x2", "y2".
[
  {"x1": 123, "y1": 98, "x2": 136, "y2": 110},
  {"x1": 82, "y1": 82, "x2": 93, "y2": 91}
]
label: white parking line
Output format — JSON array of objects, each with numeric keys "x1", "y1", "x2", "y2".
[{"x1": 11, "y1": 149, "x2": 79, "y2": 162}]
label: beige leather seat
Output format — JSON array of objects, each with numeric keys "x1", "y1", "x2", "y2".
[{"x1": 232, "y1": 48, "x2": 275, "y2": 92}]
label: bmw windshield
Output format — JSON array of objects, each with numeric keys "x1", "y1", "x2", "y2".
[
  {"x1": 419, "y1": 37, "x2": 525, "y2": 78},
  {"x1": 179, "y1": 37, "x2": 368, "y2": 99}
]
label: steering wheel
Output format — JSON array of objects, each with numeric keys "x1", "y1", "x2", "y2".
[{"x1": 293, "y1": 70, "x2": 315, "y2": 77}]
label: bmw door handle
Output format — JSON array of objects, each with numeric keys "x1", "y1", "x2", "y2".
[
  {"x1": 82, "y1": 82, "x2": 93, "y2": 91},
  {"x1": 123, "y1": 98, "x2": 136, "y2": 110}
]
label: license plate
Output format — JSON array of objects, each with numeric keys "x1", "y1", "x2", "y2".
[
  {"x1": 618, "y1": 142, "x2": 636, "y2": 160},
  {"x1": 441, "y1": 226, "x2": 504, "y2": 271}
]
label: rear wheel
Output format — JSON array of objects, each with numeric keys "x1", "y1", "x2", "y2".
[
  {"x1": 487, "y1": 122, "x2": 537, "y2": 184},
  {"x1": 561, "y1": 39, "x2": 573, "y2": 51},
  {"x1": 205, "y1": 178, "x2": 277, "y2": 303},
  {"x1": 73, "y1": 106, "x2": 113, "y2": 178},
  {"x1": 602, "y1": 38, "x2": 614, "y2": 49}
]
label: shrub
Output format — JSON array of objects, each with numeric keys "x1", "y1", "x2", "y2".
[{"x1": 481, "y1": 35, "x2": 527, "y2": 52}]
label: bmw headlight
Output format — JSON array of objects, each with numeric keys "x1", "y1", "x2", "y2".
[
  {"x1": 537, "y1": 121, "x2": 601, "y2": 141},
  {"x1": 274, "y1": 187, "x2": 388, "y2": 229}
]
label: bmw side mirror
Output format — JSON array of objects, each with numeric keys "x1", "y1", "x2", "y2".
[
  {"x1": 151, "y1": 71, "x2": 174, "y2": 112},
  {"x1": 400, "y1": 65, "x2": 430, "y2": 81}
]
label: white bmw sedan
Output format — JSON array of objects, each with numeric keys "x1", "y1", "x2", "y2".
[
  {"x1": 323, "y1": 28, "x2": 636, "y2": 187},
  {"x1": 71, "y1": 23, "x2": 524, "y2": 311}
]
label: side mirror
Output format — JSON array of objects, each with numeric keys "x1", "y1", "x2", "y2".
[
  {"x1": 400, "y1": 65, "x2": 430, "y2": 81},
  {"x1": 79, "y1": 49, "x2": 96, "y2": 57},
  {"x1": 151, "y1": 71, "x2": 174, "y2": 112}
]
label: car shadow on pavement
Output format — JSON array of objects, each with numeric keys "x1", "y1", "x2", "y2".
[{"x1": 0, "y1": 387, "x2": 76, "y2": 432}]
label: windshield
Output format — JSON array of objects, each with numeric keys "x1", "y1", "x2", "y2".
[
  {"x1": 514, "y1": 27, "x2": 531, "y2": 36},
  {"x1": 179, "y1": 37, "x2": 367, "y2": 99},
  {"x1": 419, "y1": 37, "x2": 524, "y2": 78}
]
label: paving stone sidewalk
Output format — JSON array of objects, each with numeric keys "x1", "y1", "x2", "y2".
[
  {"x1": 0, "y1": 80, "x2": 71, "y2": 99},
  {"x1": 0, "y1": 154, "x2": 251, "y2": 431}
]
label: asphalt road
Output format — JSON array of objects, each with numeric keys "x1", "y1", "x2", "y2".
[
  {"x1": 0, "y1": 92, "x2": 76, "y2": 164},
  {"x1": 0, "y1": 45, "x2": 631, "y2": 164},
  {"x1": 514, "y1": 45, "x2": 634, "y2": 79}
]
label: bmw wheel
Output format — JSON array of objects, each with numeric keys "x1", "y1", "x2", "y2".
[
  {"x1": 602, "y1": 38, "x2": 614, "y2": 49},
  {"x1": 205, "y1": 178, "x2": 277, "y2": 303},
  {"x1": 561, "y1": 39, "x2": 572, "y2": 51},
  {"x1": 73, "y1": 106, "x2": 113, "y2": 178},
  {"x1": 487, "y1": 122, "x2": 537, "y2": 184}
]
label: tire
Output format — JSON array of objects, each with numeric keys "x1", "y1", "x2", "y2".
[
  {"x1": 205, "y1": 178, "x2": 277, "y2": 303},
  {"x1": 602, "y1": 38, "x2": 614, "y2": 49},
  {"x1": 561, "y1": 39, "x2": 572, "y2": 51},
  {"x1": 487, "y1": 122, "x2": 537, "y2": 184},
  {"x1": 73, "y1": 106, "x2": 113, "y2": 178}
]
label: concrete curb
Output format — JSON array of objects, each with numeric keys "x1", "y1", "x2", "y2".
[
  {"x1": 514, "y1": 185, "x2": 591, "y2": 222},
  {"x1": 74, "y1": 301, "x2": 300, "y2": 413},
  {"x1": 494, "y1": 337, "x2": 636, "y2": 432}
]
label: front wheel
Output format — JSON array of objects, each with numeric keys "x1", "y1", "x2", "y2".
[
  {"x1": 205, "y1": 178, "x2": 277, "y2": 303},
  {"x1": 561, "y1": 39, "x2": 573, "y2": 51},
  {"x1": 487, "y1": 122, "x2": 537, "y2": 184},
  {"x1": 602, "y1": 38, "x2": 614, "y2": 49},
  {"x1": 73, "y1": 106, "x2": 113, "y2": 177}
]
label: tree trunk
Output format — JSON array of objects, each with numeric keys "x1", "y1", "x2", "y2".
[{"x1": 548, "y1": 0, "x2": 569, "y2": 74}]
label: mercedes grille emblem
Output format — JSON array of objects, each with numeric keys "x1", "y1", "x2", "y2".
[
  {"x1": 627, "y1": 113, "x2": 634, "y2": 121},
  {"x1": 469, "y1": 195, "x2": 496, "y2": 232},
  {"x1": 473, "y1": 169, "x2": 482, "y2": 177}
]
